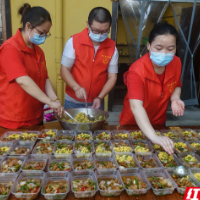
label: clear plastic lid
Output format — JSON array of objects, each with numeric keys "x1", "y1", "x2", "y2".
[
  {"x1": 56, "y1": 130, "x2": 75, "y2": 141},
  {"x1": 178, "y1": 129, "x2": 200, "y2": 141},
  {"x1": 32, "y1": 141, "x2": 55, "y2": 155},
  {"x1": 38, "y1": 129, "x2": 58, "y2": 141},
  {"x1": 127, "y1": 130, "x2": 147, "y2": 140},
  {"x1": 131, "y1": 140, "x2": 154, "y2": 156},
  {"x1": 173, "y1": 139, "x2": 193, "y2": 154},
  {"x1": 160, "y1": 129, "x2": 183, "y2": 140},
  {"x1": 0, "y1": 142, "x2": 14, "y2": 156},
  {"x1": 75, "y1": 131, "x2": 93, "y2": 141},
  {"x1": 111, "y1": 140, "x2": 133, "y2": 153},
  {"x1": 0, "y1": 131, "x2": 23, "y2": 143},
  {"x1": 19, "y1": 131, "x2": 40, "y2": 144},
  {"x1": 111, "y1": 130, "x2": 129, "y2": 140},
  {"x1": 94, "y1": 141, "x2": 113, "y2": 158},
  {"x1": 74, "y1": 141, "x2": 94, "y2": 158},
  {"x1": 188, "y1": 140, "x2": 200, "y2": 152},
  {"x1": 188, "y1": 168, "x2": 200, "y2": 186},
  {"x1": 93, "y1": 130, "x2": 111, "y2": 141}
]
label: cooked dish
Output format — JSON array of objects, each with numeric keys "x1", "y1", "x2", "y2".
[
  {"x1": 122, "y1": 176, "x2": 147, "y2": 190},
  {"x1": 1, "y1": 133, "x2": 20, "y2": 141},
  {"x1": 55, "y1": 143, "x2": 73, "y2": 154},
  {"x1": 113, "y1": 133, "x2": 128, "y2": 140},
  {"x1": 153, "y1": 144, "x2": 165, "y2": 152},
  {"x1": 163, "y1": 131, "x2": 180, "y2": 140},
  {"x1": 129, "y1": 131, "x2": 144, "y2": 140},
  {"x1": 182, "y1": 155, "x2": 200, "y2": 168},
  {"x1": 0, "y1": 146, "x2": 10, "y2": 155},
  {"x1": 98, "y1": 178, "x2": 123, "y2": 191},
  {"x1": 72, "y1": 178, "x2": 97, "y2": 192},
  {"x1": 43, "y1": 180, "x2": 67, "y2": 194},
  {"x1": 20, "y1": 132, "x2": 38, "y2": 141},
  {"x1": 116, "y1": 154, "x2": 136, "y2": 169},
  {"x1": 66, "y1": 112, "x2": 104, "y2": 123},
  {"x1": 39, "y1": 130, "x2": 56, "y2": 139},
  {"x1": 10, "y1": 147, "x2": 30, "y2": 155},
  {"x1": 76, "y1": 133, "x2": 92, "y2": 141},
  {"x1": 96, "y1": 161, "x2": 116, "y2": 169},
  {"x1": 132, "y1": 141, "x2": 150, "y2": 153},
  {"x1": 1, "y1": 158, "x2": 22, "y2": 173},
  {"x1": 35, "y1": 142, "x2": 54, "y2": 154},
  {"x1": 49, "y1": 161, "x2": 71, "y2": 171},
  {"x1": 16, "y1": 179, "x2": 41, "y2": 193},
  {"x1": 148, "y1": 176, "x2": 173, "y2": 189},
  {"x1": 158, "y1": 152, "x2": 177, "y2": 167},
  {"x1": 95, "y1": 142, "x2": 112, "y2": 154},
  {"x1": 181, "y1": 130, "x2": 199, "y2": 141},
  {"x1": 137, "y1": 155, "x2": 156, "y2": 168},
  {"x1": 75, "y1": 142, "x2": 92, "y2": 154},
  {"x1": 194, "y1": 173, "x2": 200, "y2": 182},
  {"x1": 94, "y1": 132, "x2": 110, "y2": 141},
  {"x1": 191, "y1": 142, "x2": 200, "y2": 151},
  {"x1": 169, "y1": 127, "x2": 183, "y2": 132},
  {"x1": 112, "y1": 141, "x2": 132, "y2": 152},
  {"x1": 56, "y1": 135, "x2": 73, "y2": 141},
  {"x1": 0, "y1": 182, "x2": 13, "y2": 195},
  {"x1": 22, "y1": 161, "x2": 45, "y2": 170},
  {"x1": 73, "y1": 160, "x2": 94, "y2": 170},
  {"x1": 171, "y1": 174, "x2": 196, "y2": 188},
  {"x1": 174, "y1": 142, "x2": 191, "y2": 153}
]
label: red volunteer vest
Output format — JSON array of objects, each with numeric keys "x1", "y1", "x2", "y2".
[
  {"x1": 119, "y1": 53, "x2": 182, "y2": 125},
  {"x1": 0, "y1": 29, "x2": 48, "y2": 122},
  {"x1": 65, "y1": 28, "x2": 115, "y2": 102}
]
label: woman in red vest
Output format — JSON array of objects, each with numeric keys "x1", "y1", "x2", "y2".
[
  {"x1": 0, "y1": 3, "x2": 63, "y2": 129},
  {"x1": 119, "y1": 22, "x2": 185, "y2": 154}
]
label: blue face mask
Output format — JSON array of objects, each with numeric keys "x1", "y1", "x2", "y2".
[
  {"x1": 89, "y1": 31, "x2": 108, "y2": 43},
  {"x1": 150, "y1": 48, "x2": 175, "y2": 67},
  {"x1": 28, "y1": 31, "x2": 46, "y2": 45}
]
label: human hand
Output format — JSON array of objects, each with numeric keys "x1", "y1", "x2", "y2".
[
  {"x1": 171, "y1": 99, "x2": 185, "y2": 116},
  {"x1": 89, "y1": 98, "x2": 101, "y2": 109},
  {"x1": 151, "y1": 135, "x2": 174, "y2": 154},
  {"x1": 75, "y1": 87, "x2": 87, "y2": 99},
  {"x1": 48, "y1": 100, "x2": 64, "y2": 118}
]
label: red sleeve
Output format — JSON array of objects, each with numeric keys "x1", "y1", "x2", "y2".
[
  {"x1": 127, "y1": 68, "x2": 144, "y2": 101},
  {"x1": 177, "y1": 77, "x2": 182, "y2": 87},
  {"x1": 1, "y1": 45, "x2": 28, "y2": 82}
]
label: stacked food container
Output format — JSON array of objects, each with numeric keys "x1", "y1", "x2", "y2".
[{"x1": 0, "y1": 127, "x2": 200, "y2": 199}]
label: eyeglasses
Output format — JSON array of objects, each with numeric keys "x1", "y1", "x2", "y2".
[
  {"x1": 34, "y1": 27, "x2": 51, "y2": 38},
  {"x1": 89, "y1": 26, "x2": 110, "y2": 35}
]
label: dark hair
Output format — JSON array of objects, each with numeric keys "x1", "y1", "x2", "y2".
[
  {"x1": 88, "y1": 7, "x2": 112, "y2": 26},
  {"x1": 18, "y1": 3, "x2": 52, "y2": 30},
  {"x1": 148, "y1": 21, "x2": 178, "y2": 44}
]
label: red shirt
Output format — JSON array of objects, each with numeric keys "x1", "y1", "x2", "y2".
[{"x1": 0, "y1": 29, "x2": 48, "y2": 129}]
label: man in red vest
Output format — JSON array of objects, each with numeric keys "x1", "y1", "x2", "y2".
[{"x1": 60, "y1": 7, "x2": 118, "y2": 110}]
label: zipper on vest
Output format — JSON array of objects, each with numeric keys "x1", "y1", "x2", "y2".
[{"x1": 88, "y1": 49, "x2": 95, "y2": 100}]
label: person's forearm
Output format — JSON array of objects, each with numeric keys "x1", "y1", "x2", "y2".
[
  {"x1": 170, "y1": 87, "x2": 181, "y2": 101},
  {"x1": 60, "y1": 65, "x2": 80, "y2": 91},
  {"x1": 98, "y1": 75, "x2": 117, "y2": 99},
  {"x1": 16, "y1": 76, "x2": 51, "y2": 105},
  {"x1": 130, "y1": 101, "x2": 156, "y2": 140},
  {"x1": 45, "y1": 79, "x2": 58, "y2": 100}
]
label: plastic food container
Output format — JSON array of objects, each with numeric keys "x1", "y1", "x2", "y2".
[
  {"x1": 47, "y1": 155, "x2": 71, "y2": 177},
  {"x1": 94, "y1": 154, "x2": 117, "y2": 175},
  {"x1": 8, "y1": 141, "x2": 34, "y2": 156},
  {"x1": 12, "y1": 171, "x2": 45, "y2": 200},
  {"x1": 41, "y1": 172, "x2": 69, "y2": 200},
  {"x1": 38, "y1": 129, "x2": 58, "y2": 141},
  {"x1": 0, "y1": 131, "x2": 22, "y2": 143},
  {"x1": 111, "y1": 140, "x2": 133, "y2": 153},
  {"x1": 121, "y1": 168, "x2": 151, "y2": 196},
  {"x1": 56, "y1": 130, "x2": 74, "y2": 141},
  {"x1": 131, "y1": 140, "x2": 153, "y2": 156},
  {"x1": 136, "y1": 153, "x2": 163, "y2": 169},
  {"x1": 188, "y1": 168, "x2": 200, "y2": 186},
  {"x1": 19, "y1": 131, "x2": 40, "y2": 144},
  {"x1": 75, "y1": 131, "x2": 93, "y2": 141},
  {"x1": 93, "y1": 130, "x2": 111, "y2": 141},
  {"x1": 151, "y1": 142, "x2": 165, "y2": 153},
  {"x1": 0, "y1": 173, "x2": 18, "y2": 200},
  {"x1": 160, "y1": 129, "x2": 182, "y2": 140},
  {"x1": 115, "y1": 152, "x2": 140, "y2": 173},
  {"x1": 0, "y1": 156, "x2": 26, "y2": 174},
  {"x1": 143, "y1": 168, "x2": 176, "y2": 196},
  {"x1": 0, "y1": 142, "x2": 13, "y2": 156},
  {"x1": 111, "y1": 130, "x2": 129, "y2": 140},
  {"x1": 127, "y1": 130, "x2": 147, "y2": 140},
  {"x1": 21, "y1": 154, "x2": 48, "y2": 175},
  {"x1": 74, "y1": 141, "x2": 94, "y2": 158},
  {"x1": 32, "y1": 141, "x2": 55, "y2": 155},
  {"x1": 168, "y1": 170, "x2": 197, "y2": 195},
  {"x1": 72, "y1": 154, "x2": 95, "y2": 175},
  {"x1": 188, "y1": 140, "x2": 200, "y2": 152},
  {"x1": 53, "y1": 141, "x2": 74, "y2": 159},
  {"x1": 71, "y1": 171, "x2": 98, "y2": 198},
  {"x1": 177, "y1": 152, "x2": 200, "y2": 169},
  {"x1": 94, "y1": 141, "x2": 113, "y2": 158},
  {"x1": 178, "y1": 129, "x2": 200, "y2": 141},
  {"x1": 96, "y1": 170, "x2": 124, "y2": 197},
  {"x1": 173, "y1": 139, "x2": 193, "y2": 154}
]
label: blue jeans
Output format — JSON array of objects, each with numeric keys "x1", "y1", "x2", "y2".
[{"x1": 64, "y1": 99, "x2": 104, "y2": 110}]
